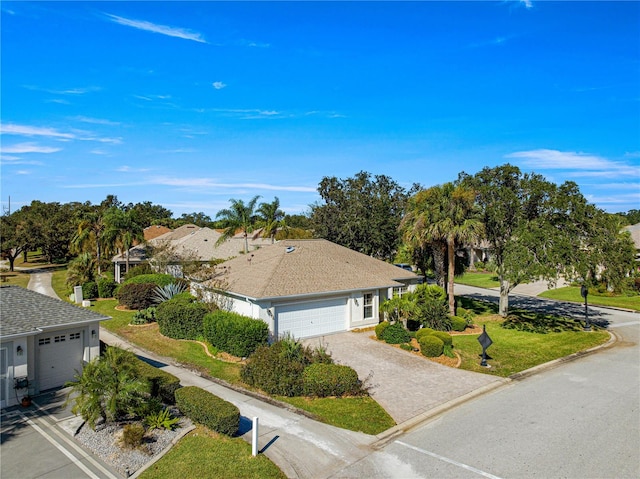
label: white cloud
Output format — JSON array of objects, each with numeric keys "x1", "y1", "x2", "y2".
[
  {"x1": 520, "y1": 0, "x2": 534, "y2": 9},
  {"x1": 71, "y1": 116, "x2": 121, "y2": 126},
  {"x1": 505, "y1": 149, "x2": 640, "y2": 178},
  {"x1": 150, "y1": 176, "x2": 317, "y2": 193},
  {"x1": 117, "y1": 165, "x2": 150, "y2": 173},
  {"x1": 0, "y1": 123, "x2": 75, "y2": 139},
  {"x1": 212, "y1": 81, "x2": 227, "y2": 90},
  {"x1": 1, "y1": 143, "x2": 61, "y2": 154},
  {"x1": 105, "y1": 13, "x2": 207, "y2": 43}
]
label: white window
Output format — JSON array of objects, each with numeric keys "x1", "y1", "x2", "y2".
[
  {"x1": 363, "y1": 293, "x2": 374, "y2": 319},
  {"x1": 393, "y1": 285, "x2": 408, "y2": 297}
]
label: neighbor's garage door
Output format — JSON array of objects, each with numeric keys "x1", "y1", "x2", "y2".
[
  {"x1": 38, "y1": 330, "x2": 83, "y2": 391},
  {"x1": 276, "y1": 298, "x2": 347, "y2": 339}
]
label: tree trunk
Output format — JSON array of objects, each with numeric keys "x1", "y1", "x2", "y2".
[
  {"x1": 447, "y1": 236, "x2": 456, "y2": 316},
  {"x1": 499, "y1": 277, "x2": 510, "y2": 316},
  {"x1": 433, "y1": 243, "x2": 446, "y2": 289}
]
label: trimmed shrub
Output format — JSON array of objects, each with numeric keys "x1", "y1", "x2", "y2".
[
  {"x1": 419, "y1": 335, "x2": 444, "y2": 357},
  {"x1": 450, "y1": 316, "x2": 467, "y2": 332},
  {"x1": 203, "y1": 311, "x2": 268, "y2": 358},
  {"x1": 134, "y1": 359, "x2": 181, "y2": 405},
  {"x1": 374, "y1": 321, "x2": 390, "y2": 340},
  {"x1": 415, "y1": 327, "x2": 435, "y2": 341},
  {"x1": 302, "y1": 363, "x2": 362, "y2": 398},
  {"x1": 175, "y1": 386, "x2": 239, "y2": 436},
  {"x1": 241, "y1": 341, "x2": 308, "y2": 397},
  {"x1": 400, "y1": 343, "x2": 414, "y2": 351},
  {"x1": 121, "y1": 423, "x2": 145, "y2": 449},
  {"x1": 131, "y1": 307, "x2": 157, "y2": 325},
  {"x1": 382, "y1": 322, "x2": 411, "y2": 344},
  {"x1": 156, "y1": 298, "x2": 208, "y2": 340},
  {"x1": 121, "y1": 273, "x2": 177, "y2": 288},
  {"x1": 116, "y1": 282, "x2": 157, "y2": 310},
  {"x1": 82, "y1": 281, "x2": 98, "y2": 300},
  {"x1": 97, "y1": 277, "x2": 117, "y2": 298},
  {"x1": 431, "y1": 331, "x2": 453, "y2": 347}
]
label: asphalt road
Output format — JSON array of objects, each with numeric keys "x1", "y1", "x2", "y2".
[{"x1": 333, "y1": 286, "x2": 640, "y2": 479}]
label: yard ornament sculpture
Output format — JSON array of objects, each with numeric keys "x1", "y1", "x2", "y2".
[{"x1": 477, "y1": 325, "x2": 493, "y2": 368}]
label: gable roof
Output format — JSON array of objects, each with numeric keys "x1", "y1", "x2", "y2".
[
  {"x1": 206, "y1": 239, "x2": 420, "y2": 300},
  {"x1": 144, "y1": 225, "x2": 172, "y2": 241},
  {"x1": 0, "y1": 286, "x2": 110, "y2": 339}
]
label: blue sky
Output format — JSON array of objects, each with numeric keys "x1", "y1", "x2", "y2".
[{"x1": 1, "y1": 1, "x2": 639, "y2": 218}]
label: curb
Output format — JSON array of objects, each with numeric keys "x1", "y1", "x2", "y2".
[
  {"x1": 129, "y1": 424, "x2": 197, "y2": 479},
  {"x1": 372, "y1": 378, "x2": 510, "y2": 448}
]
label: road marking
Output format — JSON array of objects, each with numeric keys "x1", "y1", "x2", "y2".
[
  {"x1": 17, "y1": 409, "x2": 103, "y2": 479},
  {"x1": 608, "y1": 321, "x2": 640, "y2": 329},
  {"x1": 18, "y1": 405, "x2": 120, "y2": 479},
  {"x1": 395, "y1": 440, "x2": 504, "y2": 479}
]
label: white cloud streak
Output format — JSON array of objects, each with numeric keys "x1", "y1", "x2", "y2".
[
  {"x1": 105, "y1": 13, "x2": 207, "y2": 43},
  {"x1": 0, "y1": 123, "x2": 75, "y2": 139},
  {"x1": 1, "y1": 143, "x2": 61, "y2": 154},
  {"x1": 212, "y1": 81, "x2": 227, "y2": 90},
  {"x1": 150, "y1": 176, "x2": 316, "y2": 193},
  {"x1": 505, "y1": 149, "x2": 640, "y2": 179}
]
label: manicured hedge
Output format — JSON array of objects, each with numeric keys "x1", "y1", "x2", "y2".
[
  {"x1": 156, "y1": 297, "x2": 208, "y2": 340},
  {"x1": 122, "y1": 273, "x2": 177, "y2": 287},
  {"x1": 175, "y1": 386, "x2": 239, "y2": 436},
  {"x1": 430, "y1": 331, "x2": 453, "y2": 347},
  {"x1": 134, "y1": 359, "x2": 181, "y2": 405},
  {"x1": 419, "y1": 335, "x2": 444, "y2": 357},
  {"x1": 82, "y1": 281, "x2": 98, "y2": 300},
  {"x1": 415, "y1": 327, "x2": 435, "y2": 340},
  {"x1": 375, "y1": 321, "x2": 390, "y2": 340},
  {"x1": 302, "y1": 363, "x2": 362, "y2": 398},
  {"x1": 382, "y1": 322, "x2": 411, "y2": 344},
  {"x1": 203, "y1": 311, "x2": 268, "y2": 358},
  {"x1": 116, "y1": 282, "x2": 157, "y2": 310},
  {"x1": 97, "y1": 277, "x2": 117, "y2": 298},
  {"x1": 450, "y1": 316, "x2": 467, "y2": 332},
  {"x1": 241, "y1": 342, "x2": 307, "y2": 397}
]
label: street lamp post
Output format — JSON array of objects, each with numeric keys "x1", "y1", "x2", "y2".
[{"x1": 581, "y1": 284, "x2": 591, "y2": 332}]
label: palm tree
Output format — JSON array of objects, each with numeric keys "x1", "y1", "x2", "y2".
[
  {"x1": 66, "y1": 347, "x2": 147, "y2": 430},
  {"x1": 71, "y1": 210, "x2": 107, "y2": 275},
  {"x1": 401, "y1": 183, "x2": 483, "y2": 316},
  {"x1": 216, "y1": 196, "x2": 261, "y2": 254},
  {"x1": 103, "y1": 208, "x2": 144, "y2": 274},
  {"x1": 255, "y1": 197, "x2": 285, "y2": 243}
]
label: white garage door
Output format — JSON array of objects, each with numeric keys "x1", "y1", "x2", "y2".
[
  {"x1": 276, "y1": 298, "x2": 347, "y2": 339},
  {"x1": 38, "y1": 330, "x2": 84, "y2": 391}
]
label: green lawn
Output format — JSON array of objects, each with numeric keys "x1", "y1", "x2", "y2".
[
  {"x1": 539, "y1": 286, "x2": 640, "y2": 311},
  {"x1": 455, "y1": 272, "x2": 500, "y2": 289},
  {"x1": 453, "y1": 316, "x2": 610, "y2": 377},
  {"x1": 0, "y1": 270, "x2": 30, "y2": 288},
  {"x1": 139, "y1": 426, "x2": 287, "y2": 479},
  {"x1": 278, "y1": 396, "x2": 395, "y2": 435}
]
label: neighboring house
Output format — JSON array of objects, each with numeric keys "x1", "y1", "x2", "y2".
[
  {"x1": 113, "y1": 224, "x2": 271, "y2": 282},
  {"x1": 143, "y1": 225, "x2": 172, "y2": 241},
  {"x1": 195, "y1": 239, "x2": 423, "y2": 340},
  {"x1": 0, "y1": 286, "x2": 109, "y2": 408}
]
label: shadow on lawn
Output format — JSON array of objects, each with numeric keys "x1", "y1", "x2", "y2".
[{"x1": 459, "y1": 291, "x2": 610, "y2": 329}]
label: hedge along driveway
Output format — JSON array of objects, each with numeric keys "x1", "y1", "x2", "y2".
[{"x1": 303, "y1": 331, "x2": 504, "y2": 425}]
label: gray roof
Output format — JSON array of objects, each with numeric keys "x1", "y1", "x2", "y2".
[
  {"x1": 0, "y1": 286, "x2": 110, "y2": 338},
  {"x1": 205, "y1": 239, "x2": 421, "y2": 300}
]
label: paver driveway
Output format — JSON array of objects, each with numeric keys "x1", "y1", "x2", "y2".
[{"x1": 304, "y1": 331, "x2": 504, "y2": 425}]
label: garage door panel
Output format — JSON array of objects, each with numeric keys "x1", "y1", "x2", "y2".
[
  {"x1": 276, "y1": 298, "x2": 347, "y2": 339},
  {"x1": 38, "y1": 330, "x2": 83, "y2": 391}
]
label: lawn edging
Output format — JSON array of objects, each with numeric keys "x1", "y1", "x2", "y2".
[{"x1": 130, "y1": 425, "x2": 197, "y2": 479}]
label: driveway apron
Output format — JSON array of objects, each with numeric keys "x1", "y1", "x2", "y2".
[{"x1": 304, "y1": 332, "x2": 504, "y2": 425}]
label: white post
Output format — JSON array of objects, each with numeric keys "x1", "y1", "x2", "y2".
[{"x1": 252, "y1": 416, "x2": 259, "y2": 456}]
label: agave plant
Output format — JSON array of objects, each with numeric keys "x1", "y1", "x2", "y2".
[{"x1": 152, "y1": 282, "x2": 188, "y2": 304}]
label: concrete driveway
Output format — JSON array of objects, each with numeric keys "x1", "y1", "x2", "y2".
[{"x1": 304, "y1": 331, "x2": 505, "y2": 426}]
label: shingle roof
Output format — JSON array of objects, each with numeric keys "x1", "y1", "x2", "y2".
[
  {"x1": 206, "y1": 239, "x2": 420, "y2": 299},
  {"x1": 623, "y1": 223, "x2": 640, "y2": 249},
  {"x1": 0, "y1": 286, "x2": 110, "y2": 338}
]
